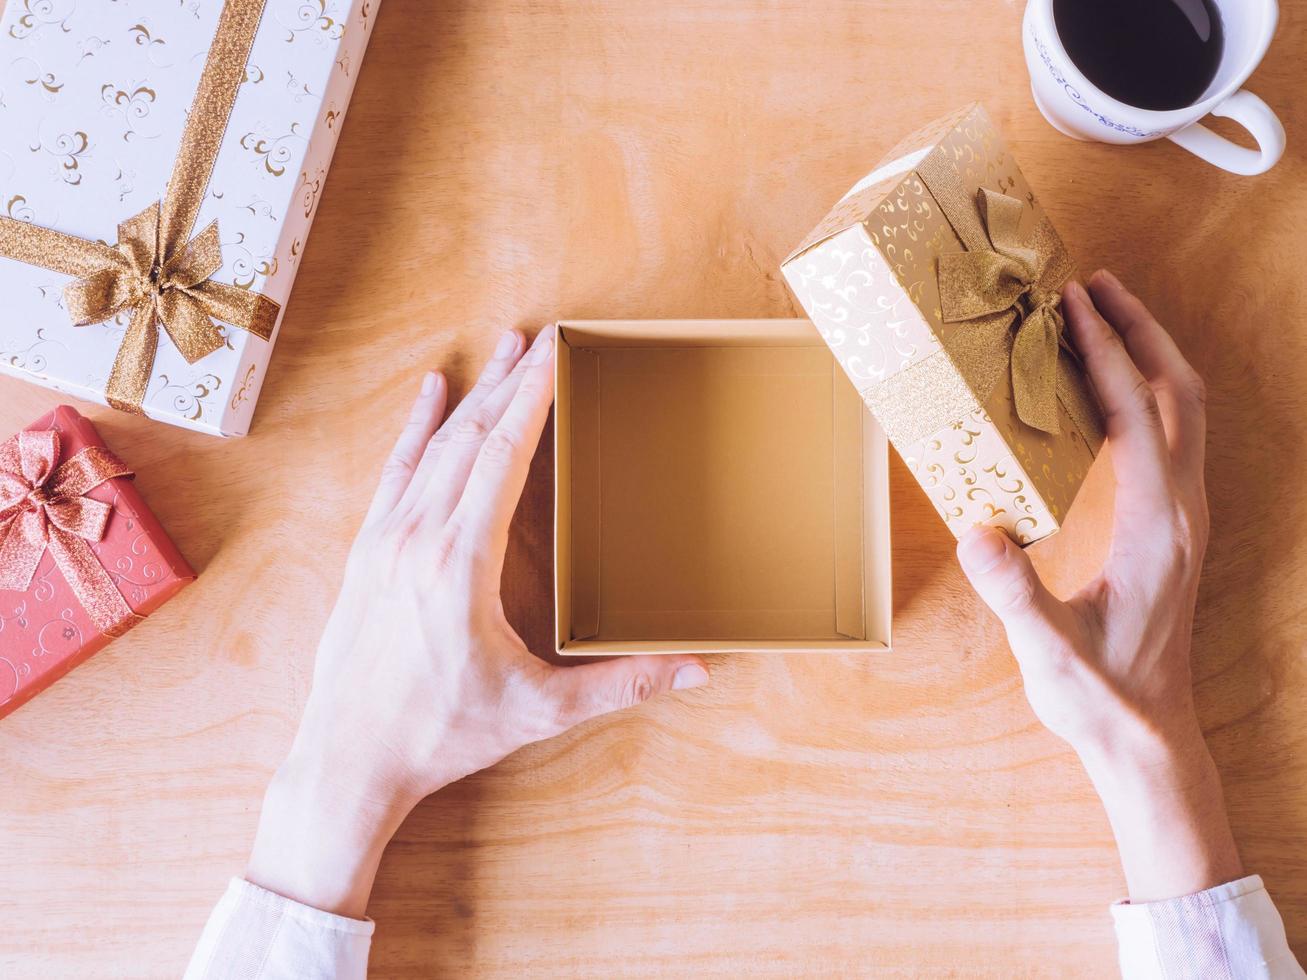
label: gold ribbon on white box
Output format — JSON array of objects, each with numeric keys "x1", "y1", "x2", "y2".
[{"x1": 0, "y1": 0, "x2": 278, "y2": 414}]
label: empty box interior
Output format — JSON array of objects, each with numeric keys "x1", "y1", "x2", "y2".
[{"x1": 555, "y1": 320, "x2": 891, "y2": 655}]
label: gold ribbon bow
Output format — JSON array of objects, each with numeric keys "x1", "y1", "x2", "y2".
[
  {"x1": 0, "y1": 0, "x2": 277, "y2": 414},
  {"x1": 870, "y1": 150, "x2": 1104, "y2": 451},
  {"x1": 0, "y1": 429, "x2": 140, "y2": 636},
  {"x1": 937, "y1": 187, "x2": 1075, "y2": 436}
]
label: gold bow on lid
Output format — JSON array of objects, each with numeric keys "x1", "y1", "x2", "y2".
[
  {"x1": 863, "y1": 150, "x2": 1104, "y2": 452},
  {"x1": 937, "y1": 186, "x2": 1077, "y2": 436},
  {"x1": 0, "y1": 429, "x2": 140, "y2": 636},
  {"x1": 0, "y1": 0, "x2": 277, "y2": 414}
]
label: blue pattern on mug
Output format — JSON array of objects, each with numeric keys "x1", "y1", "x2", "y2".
[{"x1": 1031, "y1": 30, "x2": 1165, "y2": 139}]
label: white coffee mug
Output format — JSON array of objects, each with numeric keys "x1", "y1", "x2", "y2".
[{"x1": 1022, "y1": 0, "x2": 1285, "y2": 175}]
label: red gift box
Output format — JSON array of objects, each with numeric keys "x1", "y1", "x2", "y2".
[{"x1": 0, "y1": 406, "x2": 194, "y2": 719}]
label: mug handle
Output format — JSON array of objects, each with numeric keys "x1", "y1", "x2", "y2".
[{"x1": 1167, "y1": 89, "x2": 1286, "y2": 176}]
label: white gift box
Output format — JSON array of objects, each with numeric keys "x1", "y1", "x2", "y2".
[{"x1": 0, "y1": 0, "x2": 378, "y2": 435}]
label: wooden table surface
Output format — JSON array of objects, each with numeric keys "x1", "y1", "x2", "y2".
[{"x1": 3, "y1": 1, "x2": 1305, "y2": 976}]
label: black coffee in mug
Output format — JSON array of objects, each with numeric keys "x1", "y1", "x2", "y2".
[{"x1": 1052, "y1": 0, "x2": 1224, "y2": 111}]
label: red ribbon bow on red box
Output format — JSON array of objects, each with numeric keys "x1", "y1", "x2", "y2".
[{"x1": 0, "y1": 430, "x2": 142, "y2": 636}]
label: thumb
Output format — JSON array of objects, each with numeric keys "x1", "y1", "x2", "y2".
[
  {"x1": 545, "y1": 656, "x2": 710, "y2": 730},
  {"x1": 957, "y1": 525, "x2": 1064, "y2": 643}
]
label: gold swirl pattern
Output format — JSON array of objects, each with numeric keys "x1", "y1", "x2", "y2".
[
  {"x1": 77, "y1": 36, "x2": 109, "y2": 65},
  {"x1": 151, "y1": 371, "x2": 222, "y2": 421},
  {"x1": 902, "y1": 407, "x2": 1056, "y2": 544},
  {"x1": 127, "y1": 23, "x2": 163, "y2": 51},
  {"x1": 28, "y1": 128, "x2": 88, "y2": 184},
  {"x1": 228, "y1": 231, "x2": 279, "y2": 288},
  {"x1": 230, "y1": 362, "x2": 257, "y2": 408},
  {"x1": 6, "y1": 0, "x2": 75, "y2": 40},
  {"x1": 2, "y1": 326, "x2": 67, "y2": 373},
  {"x1": 285, "y1": 69, "x2": 317, "y2": 102},
  {"x1": 5, "y1": 194, "x2": 36, "y2": 221},
  {"x1": 281, "y1": 0, "x2": 344, "y2": 43},
  {"x1": 239, "y1": 121, "x2": 305, "y2": 176},
  {"x1": 112, "y1": 164, "x2": 136, "y2": 202},
  {"x1": 239, "y1": 195, "x2": 276, "y2": 220},
  {"x1": 124, "y1": 22, "x2": 175, "y2": 67},
  {"x1": 940, "y1": 450, "x2": 1045, "y2": 539},
  {"x1": 100, "y1": 82, "x2": 157, "y2": 141},
  {"x1": 14, "y1": 57, "x2": 63, "y2": 95},
  {"x1": 783, "y1": 223, "x2": 937, "y2": 389},
  {"x1": 297, "y1": 167, "x2": 322, "y2": 217}
]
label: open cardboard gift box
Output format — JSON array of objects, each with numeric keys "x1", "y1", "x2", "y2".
[{"x1": 554, "y1": 320, "x2": 891, "y2": 656}]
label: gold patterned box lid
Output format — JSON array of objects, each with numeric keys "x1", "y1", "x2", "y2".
[{"x1": 782, "y1": 104, "x2": 1102, "y2": 545}]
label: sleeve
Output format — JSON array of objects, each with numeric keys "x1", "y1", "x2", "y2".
[
  {"x1": 1112, "y1": 874, "x2": 1305, "y2": 980},
  {"x1": 183, "y1": 878, "x2": 374, "y2": 980}
]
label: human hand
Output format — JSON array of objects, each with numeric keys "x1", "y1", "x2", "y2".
[
  {"x1": 956, "y1": 270, "x2": 1240, "y2": 902},
  {"x1": 245, "y1": 326, "x2": 709, "y2": 917}
]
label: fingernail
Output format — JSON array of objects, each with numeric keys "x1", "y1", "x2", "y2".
[
  {"x1": 420, "y1": 371, "x2": 439, "y2": 396},
  {"x1": 672, "y1": 664, "x2": 709, "y2": 690},
  {"x1": 1062, "y1": 279, "x2": 1085, "y2": 304},
  {"x1": 1097, "y1": 268, "x2": 1123, "y2": 290},
  {"x1": 958, "y1": 526, "x2": 1009, "y2": 574},
  {"x1": 526, "y1": 330, "x2": 555, "y2": 365},
  {"x1": 493, "y1": 330, "x2": 519, "y2": 360}
]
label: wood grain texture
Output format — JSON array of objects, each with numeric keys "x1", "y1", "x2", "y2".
[{"x1": 2, "y1": 1, "x2": 1305, "y2": 976}]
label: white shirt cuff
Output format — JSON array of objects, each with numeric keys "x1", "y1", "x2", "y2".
[
  {"x1": 184, "y1": 878, "x2": 374, "y2": 980},
  {"x1": 1112, "y1": 875, "x2": 1305, "y2": 979}
]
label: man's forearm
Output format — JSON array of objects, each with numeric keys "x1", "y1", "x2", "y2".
[
  {"x1": 1078, "y1": 724, "x2": 1242, "y2": 903},
  {"x1": 245, "y1": 741, "x2": 407, "y2": 920}
]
